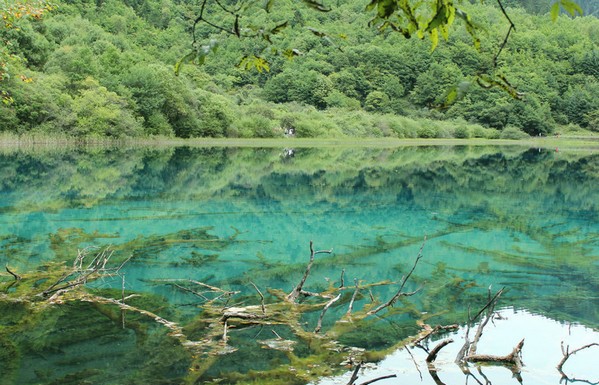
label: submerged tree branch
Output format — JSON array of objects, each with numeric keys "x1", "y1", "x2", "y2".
[
  {"x1": 315, "y1": 293, "x2": 341, "y2": 333},
  {"x1": 367, "y1": 237, "x2": 426, "y2": 315},
  {"x1": 250, "y1": 281, "x2": 266, "y2": 315},
  {"x1": 287, "y1": 241, "x2": 332, "y2": 302},
  {"x1": 346, "y1": 278, "x2": 360, "y2": 317},
  {"x1": 5, "y1": 265, "x2": 21, "y2": 281}
]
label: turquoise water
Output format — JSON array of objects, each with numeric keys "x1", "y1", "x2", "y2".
[{"x1": 0, "y1": 145, "x2": 597, "y2": 384}]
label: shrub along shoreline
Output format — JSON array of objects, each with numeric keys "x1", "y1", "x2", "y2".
[{"x1": 1, "y1": 130, "x2": 598, "y2": 154}]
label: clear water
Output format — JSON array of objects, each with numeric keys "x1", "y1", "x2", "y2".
[{"x1": 0, "y1": 145, "x2": 597, "y2": 385}]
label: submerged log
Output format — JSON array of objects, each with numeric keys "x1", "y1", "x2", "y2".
[{"x1": 466, "y1": 338, "x2": 525, "y2": 367}]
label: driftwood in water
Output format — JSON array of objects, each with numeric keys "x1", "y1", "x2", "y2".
[
  {"x1": 345, "y1": 363, "x2": 398, "y2": 385},
  {"x1": 286, "y1": 240, "x2": 333, "y2": 302},
  {"x1": 367, "y1": 236, "x2": 426, "y2": 315},
  {"x1": 452, "y1": 286, "x2": 525, "y2": 369},
  {"x1": 467, "y1": 338, "x2": 525, "y2": 367},
  {"x1": 426, "y1": 338, "x2": 454, "y2": 363},
  {"x1": 557, "y1": 342, "x2": 599, "y2": 383}
]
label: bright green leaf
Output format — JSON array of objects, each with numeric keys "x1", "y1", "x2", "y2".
[
  {"x1": 550, "y1": 2, "x2": 560, "y2": 21},
  {"x1": 429, "y1": 28, "x2": 439, "y2": 52},
  {"x1": 174, "y1": 51, "x2": 197, "y2": 76},
  {"x1": 559, "y1": 0, "x2": 583, "y2": 17}
]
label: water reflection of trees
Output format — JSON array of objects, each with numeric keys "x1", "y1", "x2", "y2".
[{"x1": 1, "y1": 146, "x2": 598, "y2": 384}]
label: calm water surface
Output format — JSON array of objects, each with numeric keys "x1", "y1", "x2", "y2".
[{"x1": 0, "y1": 145, "x2": 597, "y2": 385}]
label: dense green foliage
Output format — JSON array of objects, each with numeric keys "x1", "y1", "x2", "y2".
[{"x1": 0, "y1": 0, "x2": 597, "y2": 138}]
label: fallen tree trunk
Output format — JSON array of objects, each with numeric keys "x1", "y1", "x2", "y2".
[{"x1": 466, "y1": 338, "x2": 525, "y2": 367}]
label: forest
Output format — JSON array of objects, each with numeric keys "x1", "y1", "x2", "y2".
[{"x1": 0, "y1": 0, "x2": 598, "y2": 139}]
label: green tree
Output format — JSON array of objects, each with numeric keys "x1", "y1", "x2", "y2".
[
  {"x1": 71, "y1": 77, "x2": 143, "y2": 137},
  {"x1": 364, "y1": 90, "x2": 391, "y2": 113},
  {"x1": 411, "y1": 62, "x2": 464, "y2": 107},
  {"x1": 1, "y1": 0, "x2": 53, "y2": 102}
]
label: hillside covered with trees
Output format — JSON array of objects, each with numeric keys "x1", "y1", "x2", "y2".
[{"x1": 1, "y1": 0, "x2": 598, "y2": 138}]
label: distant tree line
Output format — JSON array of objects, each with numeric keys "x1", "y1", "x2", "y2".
[{"x1": 0, "y1": 0, "x2": 597, "y2": 138}]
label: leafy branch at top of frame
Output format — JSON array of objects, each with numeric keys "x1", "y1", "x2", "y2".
[{"x1": 177, "y1": 0, "x2": 330, "y2": 75}]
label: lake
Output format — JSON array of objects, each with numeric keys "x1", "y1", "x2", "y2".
[{"x1": 0, "y1": 144, "x2": 597, "y2": 385}]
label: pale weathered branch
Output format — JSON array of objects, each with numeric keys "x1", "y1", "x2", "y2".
[
  {"x1": 412, "y1": 324, "x2": 459, "y2": 346},
  {"x1": 40, "y1": 247, "x2": 120, "y2": 297},
  {"x1": 346, "y1": 278, "x2": 360, "y2": 317},
  {"x1": 250, "y1": 281, "x2": 266, "y2": 315},
  {"x1": 468, "y1": 288, "x2": 505, "y2": 356},
  {"x1": 223, "y1": 319, "x2": 229, "y2": 343},
  {"x1": 557, "y1": 342, "x2": 599, "y2": 379},
  {"x1": 456, "y1": 286, "x2": 505, "y2": 363},
  {"x1": 221, "y1": 306, "x2": 268, "y2": 322},
  {"x1": 149, "y1": 278, "x2": 239, "y2": 301},
  {"x1": 406, "y1": 346, "x2": 423, "y2": 380},
  {"x1": 466, "y1": 338, "x2": 524, "y2": 367},
  {"x1": 287, "y1": 241, "x2": 333, "y2": 302},
  {"x1": 315, "y1": 293, "x2": 341, "y2": 333},
  {"x1": 367, "y1": 237, "x2": 426, "y2": 315}
]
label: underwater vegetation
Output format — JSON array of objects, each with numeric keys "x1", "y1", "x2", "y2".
[{"x1": 0, "y1": 145, "x2": 598, "y2": 384}]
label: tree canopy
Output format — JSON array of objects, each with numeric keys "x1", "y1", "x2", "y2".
[{"x1": 0, "y1": 0, "x2": 597, "y2": 138}]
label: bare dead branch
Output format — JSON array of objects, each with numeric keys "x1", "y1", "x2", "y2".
[
  {"x1": 315, "y1": 293, "x2": 342, "y2": 333},
  {"x1": 367, "y1": 237, "x2": 426, "y2": 315},
  {"x1": 412, "y1": 324, "x2": 459, "y2": 346},
  {"x1": 557, "y1": 342, "x2": 599, "y2": 375},
  {"x1": 5, "y1": 265, "x2": 21, "y2": 281},
  {"x1": 221, "y1": 306, "x2": 268, "y2": 322},
  {"x1": 250, "y1": 281, "x2": 266, "y2": 314},
  {"x1": 426, "y1": 339, "x2": 454, "y2": 363},
  {"x1": 115, "y1": 255, "x2": 132, "y2": 273},
  {"x1": 406, "y1": 346, "x2": 423, "y2": 380},
  {"x1": 468, "y1": 287, "x2": 505, "y2": 356},
  {"x1": 347, "y1": 363, "x2": 361, "y2": 385},
  {"x1": 81, "y1": 294, "x2": 185, "y2": 337},
  {"x1": 470, "y1": 287, "x2": 505, "y2": 325},
  {"x1": 173, "y1": 283, "x2": 209, "y2": 300},
  {"x1": 271, "y1": 329, "x2": 282, "y2": 339},
  {"x1": 300, "y1": 289, "x2": 330, "y2": 298},
  {"x1": 287, "y1": 241, "x2": 332, "y2": 302},
  {"x1": 493, "y1": 0, "x2": 516, "y2": 67},
  {"x1": 121, "y1": 273, "x2": 126, "y2": 329},
  {"x1": 428, "y1": 366, "x2": 448, "y2": 385},
  {"x1": 346, "y1": 278, "x2": 360, "y2": 317},
  {"x1": 339, "y1": 269, "x2": 345, "y2": 288},
  {"x1": 467, "y1": 338, "x2": 525, "y2": 367},
  {"x1": 358, "y1": 374, "x2": 398, "y2": 385},
  {"x1": 223, "y1": 319, "x2": 228, "y2": 343}
]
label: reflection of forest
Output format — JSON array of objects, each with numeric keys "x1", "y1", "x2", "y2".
[
  {"x1": 1, "y1": 146, "x2": 597, "y2": 316},
  {"x1": 1, "y1": 146, "x2": 598, "y2": 213},
  {"x1": 1, "y1": 146, "x2": 598, "y2": 385}
]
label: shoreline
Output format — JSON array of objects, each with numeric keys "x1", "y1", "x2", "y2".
[{"x1": 1, "y1": 134, "x2": 598, "y2": 152}]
